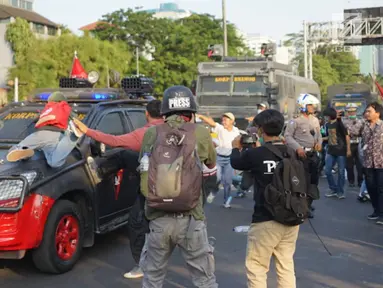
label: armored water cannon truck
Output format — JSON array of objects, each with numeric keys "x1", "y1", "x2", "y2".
[
  {"x1": 327, "y1": 83, "x2": 379, "y2": 118},
  {"x1": 195, "y1": 44, "x2": 321, "y2": 129}
]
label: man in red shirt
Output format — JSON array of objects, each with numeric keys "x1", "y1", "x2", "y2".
[
  {"x1": 74, "y1": 100, "x2": 163, "y2": 279},
  {"x1": 74, "y1": 100, "x2": 163, "y2": 152}
]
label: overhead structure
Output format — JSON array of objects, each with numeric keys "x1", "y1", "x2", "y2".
[{"x1": 303, "y1": 13, "x2": 383, "y2": 80}]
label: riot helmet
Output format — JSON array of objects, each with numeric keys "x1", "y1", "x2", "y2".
[{"x1": 161, "y1": 86, "x2": 197, "y2": 116}]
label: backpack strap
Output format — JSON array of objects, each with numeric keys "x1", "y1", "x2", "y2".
[
  {"x1": 263, "y1": 143, "x2": 285, "y2": 160},
  {"x1": 264, "y1": 143, "x2": 293, "y2": 203}
]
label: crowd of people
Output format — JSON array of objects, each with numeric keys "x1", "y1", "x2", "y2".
[{"x1": 5, "y1": 88, "x2": 383, "y2": 287}]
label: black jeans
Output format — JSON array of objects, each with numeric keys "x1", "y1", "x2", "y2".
[
  {"x1": 127, "y1": 193, "x2": 149, "y2": 264},
  {"x1": 364, "y1": 168, "x2": 383, "y2": 216},
  {"x1": 346, "y1": 143, "x2": 363, "y2": 185},
  {"x1": 303, "y1": 152, "x2": 320, "y2": 204}
]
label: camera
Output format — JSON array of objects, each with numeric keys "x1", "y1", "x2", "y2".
[
  {"x1": 339, "y1": 111, "x2": 345, "y2": 117},
  {"x1": 240, "y1": 129, "x2": 259, "y2": 148}
]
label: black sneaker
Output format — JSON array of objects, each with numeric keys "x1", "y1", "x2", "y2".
[
  {"x1": 368, "y1": 213, "x2": 379, "y2": 220},
  {"x1": 376, "y1": 218, "x2": 383, "y2": 225}
]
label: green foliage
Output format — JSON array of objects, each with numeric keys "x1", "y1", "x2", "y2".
[
  {"x1": 6, "y1": 18, "x2": 132, "y2": 100},
  {"x1": 94, "y1": 9, "x2": 250, "y2": 94}
]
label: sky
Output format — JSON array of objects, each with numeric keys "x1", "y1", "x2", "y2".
[{"x1": 34, "y1": 0, "x2": 383, "y2": 41}]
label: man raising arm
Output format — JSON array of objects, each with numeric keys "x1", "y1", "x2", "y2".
[{"x1": 74, "y1": 100, "x2": 163, "y2": 152}]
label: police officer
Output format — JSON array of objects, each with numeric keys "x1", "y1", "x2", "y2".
[
  {"x1": 139, "y1": 86, "x2": 218, "y2": 288},
  {"x1": 343, "y1": 103, "x2": 364, "y2": 187},
  {"x1": 284, "y1": 93, "x2": 322, "y2": 218}
]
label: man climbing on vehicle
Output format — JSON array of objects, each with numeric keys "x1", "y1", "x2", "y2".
[
  {"x1": 74, "y1": 100, "x2": 164, "y2": 279},
  {"x1": 139, "y1": 85, "x2": 218, "y2": 287},
  {"x1": 7, "y1": 91, "x2": 83, "y2": 168}
]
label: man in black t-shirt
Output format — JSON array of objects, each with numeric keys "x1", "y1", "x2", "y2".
[
  {"x1": 323, "y1": 108, "x2": 351, "y2": 199},
  {"x1": 231, "y1": 110, "x2": 299, "y2": 288}
]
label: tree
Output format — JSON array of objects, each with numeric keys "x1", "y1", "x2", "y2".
[
  {"x1": 6, "y1": 18, "x2": 132, "y2": 100},
  {"x1": 94, "y1": 10, "x2": 250, "y2": 94}
]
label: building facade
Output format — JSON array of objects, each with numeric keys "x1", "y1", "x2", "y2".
[
  {"x1": 142, "y1": 2, "x2": 193, "y2": 20},
  {"x1": 0, "y1": 3, "x2": 59, "y2": 102},
  {"x1": 0, "y1": 0, "x2": 33, "y2": 10}
]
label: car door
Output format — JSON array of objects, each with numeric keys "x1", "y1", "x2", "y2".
[{"x1": 92, "y1": 110, "x2": 134, "y2": 227}]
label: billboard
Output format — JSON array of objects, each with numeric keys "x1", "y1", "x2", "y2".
[
  {"x1": 343, "y1": 7, "x2": 383, "y2": 45},
  {"x1": 344, "y1": 7, "x2": 383, "y2": 20}
]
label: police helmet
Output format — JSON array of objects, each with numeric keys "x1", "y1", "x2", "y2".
[
  {"x1": 161, "y1": 86, "x2": 197, "y2": 116},
  {"x1": 297, "y1": 93, "x2": 320, "y2": 113},
  {"x1": 345, "y1": 103, "x2": 358, "y2": 111}
]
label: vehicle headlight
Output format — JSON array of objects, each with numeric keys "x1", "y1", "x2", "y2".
[
  {"x1": 0, "y1": 171, "x2": 38, "y2": 209},
  {"x1": 0, "y1": 178, "x2": 27, "y2": 209},
  {"x1": 20, "y1": 171, "x2": 38, "y2": 185}
]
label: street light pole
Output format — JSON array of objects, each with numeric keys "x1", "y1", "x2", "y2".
[
  {"x1": 303, "y1": 20, "x2": 308, "y2": 78},
  {"x1": 136, "y1": 46, "x2": 139, "y2": 76},
  {"x1": 222, "y1": 0, "x2": 228, "y2": 56}
]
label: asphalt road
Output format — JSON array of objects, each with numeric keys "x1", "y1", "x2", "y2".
[{"x1": 1, "y1": 178, "x2": 383, "y2": 288}]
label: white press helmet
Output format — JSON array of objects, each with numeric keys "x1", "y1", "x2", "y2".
[{"x1": 297, "y1": 93, "x2": 320, "y2": 113}]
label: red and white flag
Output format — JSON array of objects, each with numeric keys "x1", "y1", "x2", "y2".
[
  {"x1": 70, "y1": 51, "x2": 88, "y2": 79},
  {"x1": 375, "y1": 80, "x2": 383, "y2": 99}
]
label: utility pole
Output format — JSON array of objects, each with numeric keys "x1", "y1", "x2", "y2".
[
  {"x1": 222, "y1": 0, "x2": 228, "y2": 56},
  {"x1": 106, "y1": 64, "x2": 110, "y2": 88},
  {"x1": 14, "y1": 77, "x2": 18, "y2": 102},
  {"x1": 309, "y1": 45, "x2": 313, "y2": 80},
  {"x1": 303, "y1": 20, "x2": 308, "y2": 78},
  {"x1": 136, "y1": 46, "x2": 139, "y2": 76}
]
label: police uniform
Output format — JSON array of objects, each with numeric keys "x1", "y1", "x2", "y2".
[
  {"x1": 284, "y1": 114, "x2": 322, "y2": 201},
  {"x1": 343, "y1": 117, "x2": 364, "y2": 186}
]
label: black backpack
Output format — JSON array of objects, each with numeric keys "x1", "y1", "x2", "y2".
[{"x1": 263, "y1": 143, "x2": 310, "y2": 226}]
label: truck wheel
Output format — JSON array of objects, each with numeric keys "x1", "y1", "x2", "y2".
[{"x1": 32, "y1": 200, "x2": 84, "y2": 274}]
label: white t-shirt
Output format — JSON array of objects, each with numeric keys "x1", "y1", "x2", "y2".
[{"x1": 213, "y1": 123, "x2": 240, "y2": 156}]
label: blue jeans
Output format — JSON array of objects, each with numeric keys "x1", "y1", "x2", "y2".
[
  {"x1": 217, "y1": 155, "x2": 234, "y2": 202},
  {"x1": 359, "y1": 180, "x2": 368, "y2": 197},
  {"x1": 325, "y1": 154, "x2": 346, "y2": 195},
  {"x1": 232, "y1": 175, "x2": 242, "y2": 190},
  {"x1": 12, "y1": 129, "x2": 78, "y2": 168}
]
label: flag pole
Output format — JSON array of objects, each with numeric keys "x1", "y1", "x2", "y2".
[{"x1": 70, "y1": 51, "x2": 77, "y2": 78}]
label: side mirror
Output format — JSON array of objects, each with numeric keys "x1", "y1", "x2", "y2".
[
  {"x1": 90, "y1": 140, "x2": 106, "y2": 156},
  {"x1": 267, "y1": 82, "x2": 279, "y2": 95}
]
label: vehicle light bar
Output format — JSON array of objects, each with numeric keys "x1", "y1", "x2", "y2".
[
  {"x1": 335, "y1": 93, "x2": 362, "y2": 98},
  {"x1": 34, "y1": 92, "x2": 119, "y2": 101}
]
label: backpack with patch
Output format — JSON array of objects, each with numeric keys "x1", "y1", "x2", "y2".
[
  {"x1": 263, "y1": 143, "x2": 310, "y2": 226},
  {"x1": 147, "y1": 122, "x2": 203, "y2": 212}
]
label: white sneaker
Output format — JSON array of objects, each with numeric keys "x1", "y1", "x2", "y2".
[
  {"x1": 123, "y1": 266, "x2": 144, "y2": 279},
  {"x1": 207, "y1": 193, "x2": 215, "y2": 203}
]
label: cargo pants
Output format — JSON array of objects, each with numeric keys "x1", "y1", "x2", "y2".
[{"x1": 140, "y1": 215, "x2": 218, "y2": 288}]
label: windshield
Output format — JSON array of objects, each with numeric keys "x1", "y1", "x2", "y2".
[
  {"x1": 332, "y1": 100, "x2": 366, "y2": 115},
  {"x1": 233, "y1": 76, "x2": 267, "y2": 94},
  {"x1": 199, "y1": 76, "x2": 230, "y2": 93},
  {"x1": 0, "y1": 111, "x2": 87, "y2": 140}
]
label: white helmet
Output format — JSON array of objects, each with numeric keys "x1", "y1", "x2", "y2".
[
  {"x1": 345, "y1": 103, "x2": 358, "y2": 111},
  {"x1": 297, "y1": 93, "x2": 320, "y2": 112}
]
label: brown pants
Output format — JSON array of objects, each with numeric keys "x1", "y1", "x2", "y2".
[{"x1": 246, "y1": 221, "x2": 300, "y2": 288}]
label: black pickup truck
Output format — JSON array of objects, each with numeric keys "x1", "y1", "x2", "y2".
[{"x1": 0, "y1": 90, "x2": 147, "y2": 274}]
